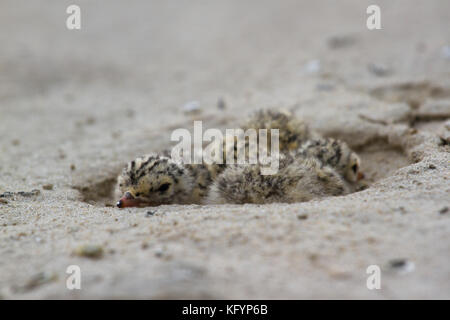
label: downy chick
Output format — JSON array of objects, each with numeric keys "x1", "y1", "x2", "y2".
[
  {"x1": 294, "y1": 137, "x2": 363, "y2": 183},
  {"x1": 208, "y1": 109, "x2": 314, "y2": 171},
  {"x1": 116, "y1": 154, "x2": 212, "y2": 208},
  {"x1": 206, "y1": 156, "x2": 350, "y2": 204}
]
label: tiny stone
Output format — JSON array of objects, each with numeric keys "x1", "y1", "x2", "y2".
[
  {"x1": 441, "y1": 45, "x2": 450, "y2": 59},
  {"x1": 398, "y1": 207, "x2": 407, "y2": 214},
  {"x1": 154, "y1": 248, "x2": 164, "y2": 258},
  {"x1": 70, "y1": 164, "x2": 76, "y2": 171},
  {"x1": 75, "y1": 244, "x2": 104, "y2": 259},
  {"x1": 327, "y1": 34, "x2": 357, "y2": 49},
  {"x1": 146, "y1": 211, "x2": 156, "y2": 217},
  {"x1": 182, "y1": 101, "x2": 201, "y2": 114},
  {"x1": 12, "y1": 139, "x2": 20, "y2": 146},
  {"x1": 304, "y1": 60, "x2": 321, "y2": 74},
  {"x1": 439, "y1": 207, "x2": 448, "y2": 214},
  {"x1": 0, "y1": 199, "x2": 8, "y2": 204},
  {"x1": 297, "y1": 214, "x2": 308, "y2": 220},
  {"x1": 368, "y1": 63, "x2": 392, "y2": 77},
  {"x1": 388, "y1": 258, "x2": 415, "y2": 274},
  {"x1": 42, "y1": 184, "x2": 53, "y2": 190},
  {"x1": 217, "y1": 97, "x2": 226, "y2": 110},
  {"x1": 389, "y1": 259, "x2": 406, "y2": 268},
  {"x1": 428, "y1": 164, "x2": 436, "y2": 169},
  {"x1": 58, "y1": 150, "x2": 67, "y2": 159},
  {"x1": 444, "y1": 120, "x2": 450, "y2": 131},
  {"x1": 86, "y1": 117, "x2": 96, "y2": 125}
]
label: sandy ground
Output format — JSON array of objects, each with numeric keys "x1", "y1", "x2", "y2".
[{"x1": 0, "y1": 0, "x2": 449, "y2": 299}]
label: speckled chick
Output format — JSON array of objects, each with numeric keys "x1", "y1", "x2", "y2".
[
  {"x1": 241, "y1": 109, "x2": 314, "y2": 151},
  {"x1": 116, "y1": 154, "x2": 212, "y2": 207},
  {"x1": 208, "y1": 109, "x2": 315, "y2": 171},
  {"x1": 206, "y1": 156, "x2": 350, "y2": 204},
  {"x1": 294, "y1": 137, "x2": 362, "y2": 183}
]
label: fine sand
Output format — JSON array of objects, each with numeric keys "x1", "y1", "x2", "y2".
[{"x1": 0, "y1": 0, "x2": 449, "y2": 299}]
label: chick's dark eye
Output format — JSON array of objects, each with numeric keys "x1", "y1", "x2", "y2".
[
  {"x1": 158, "y1": 183, "x2": 170, "y2": 192},
  {"x1": 351, "y1": 164, "x2": 358, "y2": 173}
]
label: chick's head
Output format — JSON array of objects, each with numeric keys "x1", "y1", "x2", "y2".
[
  {"x1": 117, "y1": 154, "x2": 193, "y2": 208},
  {"x1": 298, "y1": 138, "x2": 363, "y2": 183}
]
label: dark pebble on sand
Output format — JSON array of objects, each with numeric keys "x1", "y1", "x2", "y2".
[
  {"x1": 42, "y1": 184, "x2": 53, "y2": 190},
  {"x1": 146, "y1": 211, "x2": 156, "y2": 217}
]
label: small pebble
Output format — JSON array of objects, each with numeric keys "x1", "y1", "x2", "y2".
[
  {"x1": 441, "y1": 45, "x2": 450, "y2": 59},
  {"x1": 217, "y1": 97, "x2": 226, "y2": 110},
  {"x1": 70, "y1": 164, "x2": 76, "y2": 171},
  {"x1": 86, "y1": 117, "x2": 96, "y2": 125},
  {"x1": 388, "y1": 258, "x2": 415, "y2": 274},
  {"x1": 0, "y1": 199, "x2": 8, "y2": 204},
  {"x1": 327, "y1": 34, "x2": 357, "y2": 49},
  {"x1": 75, "y1": 244, "x2": 104, "y2": 259},
  {"x1": 42, "y1": 184, "x2": 54, "y2": 190},
  {"x1": 398, "y1": 207, "x2": 407, "y2": 214},
  {"x1": 11, "y1": 139, "x2": 20, "y2": 146},
  {"x1": 428, "y1": 164, "x2": 436, "y2": 169},
  {"x1": 368, "y1": 63, "x2": 392, "y2": 77},
  {"x1": 444, "y1": 120, "x2": 450, "y2": 131},
  {"x1": 297, "y1": 214, "x2": 308, "y2": 220},
  {"x1": 154, "y1": 247, "x2": 164, "y2": 258},
  {"x1": 182, "y1": 101, "x2": 201, "y2": 114},
  {"x1": 304, "y1": 60, "x2": 321, "y2": 74},
  {"x1": 145, "y1": 210, "x2": 156, "y2": 217},
  {"x1": 439, "y1": 207, "x2": 448, "y2": 214}
]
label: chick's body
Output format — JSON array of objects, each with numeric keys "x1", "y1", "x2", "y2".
[
  {"x1": 241, "y1": 109, "x2": 313, "y2": 151},
  {"x1": 206, "y1": 156, "x2": 350, "y2": 204},
  {"x1": 294, "y1": 137, "x2": 361, "y2": 183}
]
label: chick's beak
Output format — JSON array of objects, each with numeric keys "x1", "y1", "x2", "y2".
[
  {"x1": 116, "y1": 191, "x2": 141, "y2": 208},
  {"x1": 357, "y1": 172, "x2": 365, "y2": 181}
]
